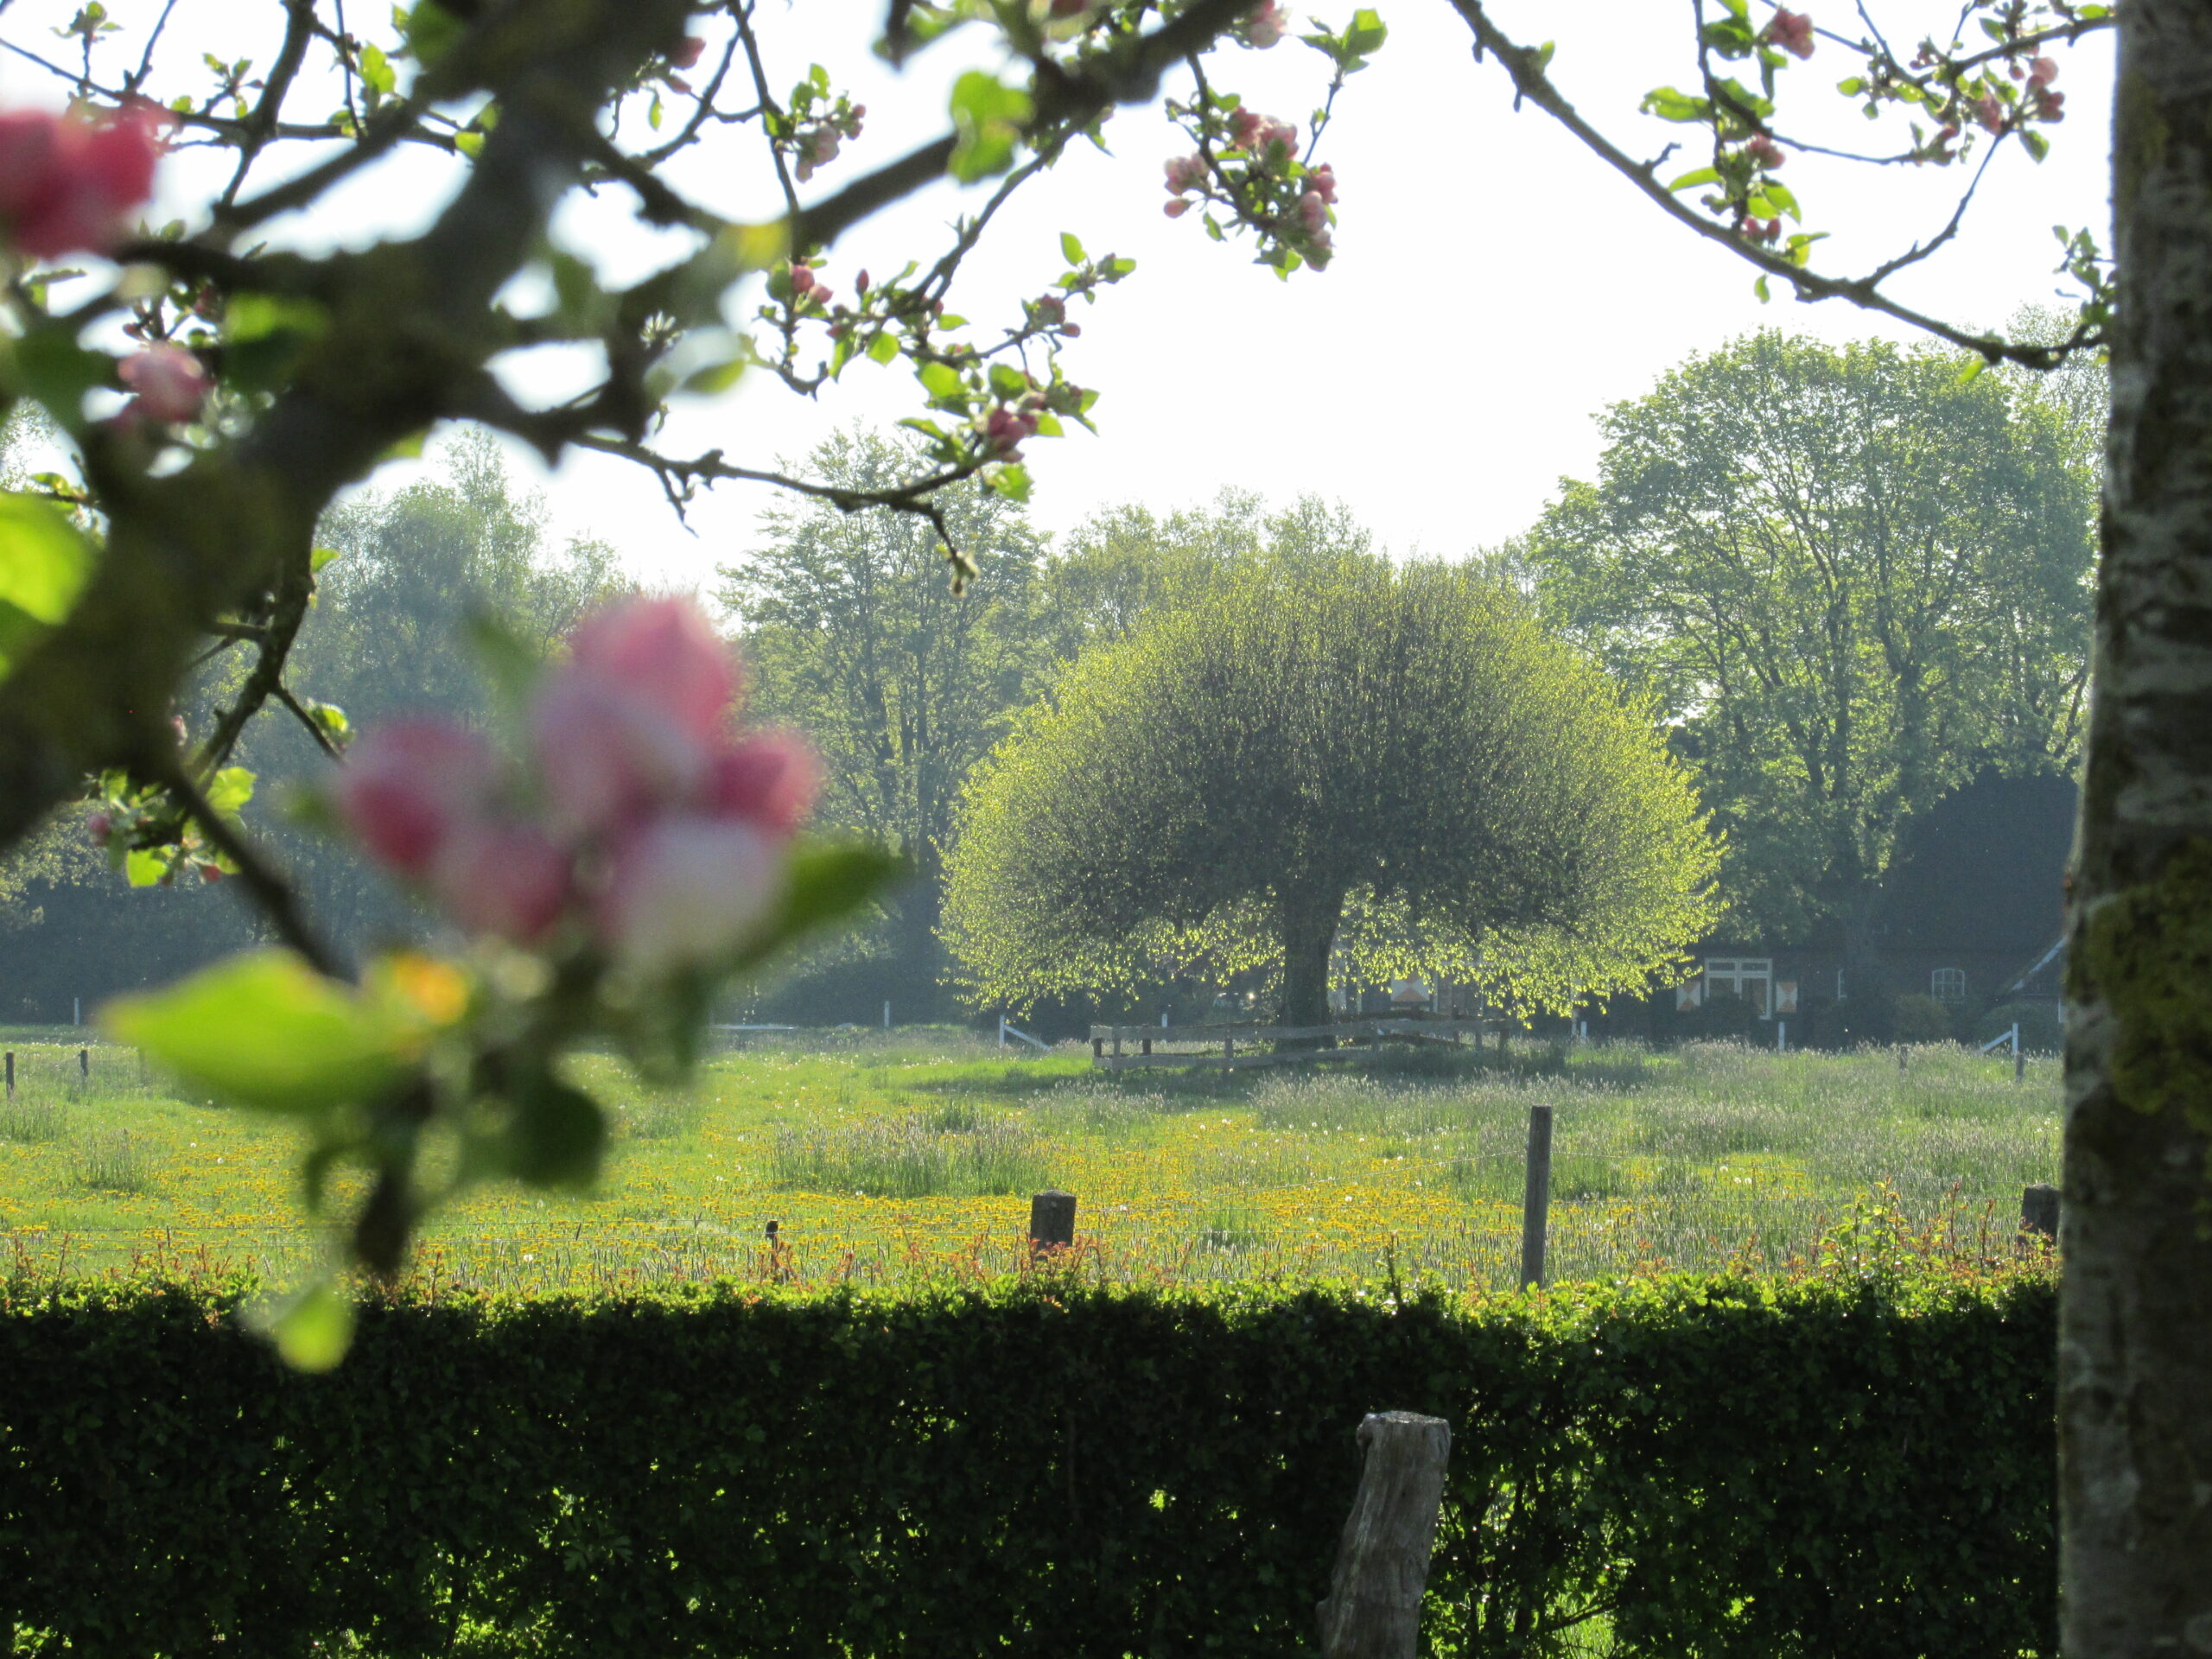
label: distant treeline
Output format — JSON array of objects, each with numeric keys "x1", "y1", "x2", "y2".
[{"x1": 0, "y1": 327, "x2": 2099, "y2": 1033}]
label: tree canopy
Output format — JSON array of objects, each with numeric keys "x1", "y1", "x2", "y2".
[
  {"x1": 1525, "y1": 331, "x2": 2093, "y2": 957},
  {"x1": 944, "y1": 555, "x2": 1717, "y2": 1025}
]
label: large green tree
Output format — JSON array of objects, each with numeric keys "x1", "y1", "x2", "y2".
[
  {"x1": 944, "y1": 555, "x2": 1717, "y2": 1027},
  {"x1": 719, "y1": 429, "x2": 1044, "y2": 1006},
  {"x1": 1526, "y1": 332, "x2": 2093, "y2": 971}
]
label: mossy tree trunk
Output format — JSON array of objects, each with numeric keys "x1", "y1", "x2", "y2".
[{"x1": 2063, "y1": 4, "x2": 2212, "y2": 1649}]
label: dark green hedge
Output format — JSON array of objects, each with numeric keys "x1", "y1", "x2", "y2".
[{"x1": 1, "y1": 1273, "x2": 2054, "y2": 1658}]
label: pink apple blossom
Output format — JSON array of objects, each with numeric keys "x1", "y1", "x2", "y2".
[
  {"x1": 702, "y1": 733, "x2": 820, "y2": 836},
  {"x1": 1973, "y1": 93, "x2": 2005, "y2": 133},
  {"x1": 334, "y1": 720, "x2": 499, "y2": 879},
  {"x1": 599, "y1": 815, "x2": 780, "y2": 972},
  {"x1": 0, "y1": 105, "x2": 165, "y2": 261},
  {"x1": 1306, "y1": 162, "x2": 1338, "y2": 203},
  {"x1": 1764, "y1": 9, "x2": 1814, "y2": 59},
  {"x1": 1240, "y1": 0, "x2": 1288, "y2": 48},
  {"x1": 531, "y1": 669, "x2": 709, "y2": 839},
  {"x1": 2027, "y1": 57, "x2": 2057, "y2": 87},
  {"x1": 1163, "y1": 199, "x2": 1193, "y2": 219},
  {"x1": 1164, "y1": 153, "x2": 1208, "y2": 194},
  {"x1": 1745, "y1": 134, "x2": 1785, "y2": 168},
  {"x1": 429, "y1": 817, "x2": 573, "y2": 944},
  {"x1": 118, "y1": 344, "x2": 209, "y2": 424},
  {"x1": 567, "y1": 595, "x2": 738, "y2": 741}
]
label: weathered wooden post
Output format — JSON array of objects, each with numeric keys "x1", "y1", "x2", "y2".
[
  {"x1": 4, "y1": 1052, "x2": 12, "y2": 1099},
  {"x1": 79, "y1": 1048, "x2": 89, "y2": 1084},
  {"x1": 1316, "y1": 1412, "x2": 1452, "y2": 1659},
  {"x1": 1520, "y1": 1103, "x2": 1554, "y2": 1289},
  {"x1": 2021, "y1": 1182, "x2": 2061, "y2": 1247},
  {"x1": 1028, "y1": 1189, "x2": 1077, "y2": 1249},
  {"x1": 1897, "y1": 1044, "x2": 1908, "y2": 1072}
]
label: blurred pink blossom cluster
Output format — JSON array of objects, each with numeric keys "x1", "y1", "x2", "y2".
[
  {"x1": 0, "y1": 104, "x2": 165, "y2": 261},
  {"x1": 334, "y1": 597, "x2": 817, "y2": 974}
]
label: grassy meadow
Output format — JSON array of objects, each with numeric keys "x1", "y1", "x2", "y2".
[{"x1": 0, "y1": 1027, "x2": 2060, "y2": 1294}]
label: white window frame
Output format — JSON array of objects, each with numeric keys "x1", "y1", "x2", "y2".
[
  {"x1": 1930, "y1": 967, "x2": 1967, "y2": 1004},
  {"x1": 1702, "y1": 957, "x2": 1774, "y2": 1017}
]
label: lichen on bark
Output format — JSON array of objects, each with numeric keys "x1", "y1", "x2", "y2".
[{"x1": 2078, "y1": 837, "x2": 2212, "y2": 1137}]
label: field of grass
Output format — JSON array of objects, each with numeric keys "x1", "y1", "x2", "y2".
[{"x1": 0, "y1": 1027, "x2": 2060, "y2": 1294}]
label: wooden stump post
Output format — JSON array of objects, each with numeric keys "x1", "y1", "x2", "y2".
[
  {"x1": 1520, "y1": 1103, "x2": 1554, "y2": 1289},
  {"x1": 1028, "y1": 1189, "x2": 1077, "y2": 1249},
  {"x1": 1316, "y1": 1412, "x2": 1452, "y2": 1659},
  {"x1": 3, "y1": 1052, "x2": 11, "y2": 1099},
  {"x1": 2021, "y1": 1182, "x2": 2061, "y2": 1247}
]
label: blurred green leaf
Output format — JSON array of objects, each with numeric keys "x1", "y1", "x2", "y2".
[
  {"x1": 0, "y1": 492, "x2": 94, "y2": 685},
  {"x1": 104, "y1": 950, "x2": 418, "y2": 1116},
  {"x1": 949, "y1": 71, "x2": 1033, "y2": 181},
  {"x1": 263, "y1": 1280, "x2": 355, "y2": 1372}
]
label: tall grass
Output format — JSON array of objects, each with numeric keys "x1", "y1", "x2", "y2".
[
  {"x1": 0, "y1": 1097, "x2": 70, "y2": 1144},
  {"x1": 770, "y1": 1112, "x2": 1053, "y2": 1198},
  {"x1": 68, "y1": 1131, "x2": 157, "y2": 1194}
]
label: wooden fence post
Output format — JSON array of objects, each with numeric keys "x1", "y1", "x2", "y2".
[
  {"x1": 2020, "y1": 1182, "x2": 2061, "y2": 1247},
  {"x1": 4, "y1": 1052, "x2": 12, "y2": 1099},
  {"x1": 79, "y1": 1048, "x2": 89, "y2": 1083},
  {"x1": 1028, "y1": 1189, "x2": 1077, "y2": 1249},
  {"x1": 1316, "y1": 1412, "x2": 1452, "y2": 1659},
  {"x1": 1520, "y1": 1104, "x2": 1553, "y2": 1289}
]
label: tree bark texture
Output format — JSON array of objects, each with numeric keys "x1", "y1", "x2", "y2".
[
  {"x1": 1315, "y1": 1412, "x2": 1451, "y2": 1659},
  {"x1": 1276, "y1": 890, "x2": 1344, "y2": 1040},
  {"x1": 2063, "y1": 7, "x2": 2212, "y2": 1652}
]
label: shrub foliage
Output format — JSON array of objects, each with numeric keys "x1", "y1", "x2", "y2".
[{"x1": 0, "y1": 1274, "x2": 2052, "y2": 1657}]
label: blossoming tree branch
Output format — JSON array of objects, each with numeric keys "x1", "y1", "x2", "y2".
[{"x1": 0, "y1": 0, "x2": 2106, "y2": 1348}]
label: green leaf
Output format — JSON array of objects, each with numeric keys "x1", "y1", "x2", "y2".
[
  {"x1": 1641, "y1": 86, "x2": 1712, "y2": 124},
  {"x1": 103, "y1": 950, "x2": 418, "y2": 1116},
  {"x1": 204, "y1": 766, "x2": 256, "y2": 819},
  {"x1": 0, "y1": 492, "x2": 94, "y2": 685},
  {"x1": 124, "y1": 848, "x2": 169, "y2": 887},
  {"x1": 262, "y1": 1280, "x2": 355, "y2": 1372},
  {"x1": 988, "y1": 461, "x2": 1033, "y2": 503},
  {"x1": 358, "y1": 42, "x2": 396, "y2": 96},
  {"x1": 224, "y1": 294, "x2": 329, "y2": 392},
  {"x1": 310, "y1": 546, "x2": 342, "y2": 575},
  {"x1": 948, "y1": 71, "x2": 1033, "y2": 182},
  {"x1": 397, "y1": 0, "x2": 464, "y2": 68},
  {"x1": 866, "y1": 329, "x2": 902, "y2": 365},
  {"x1": 1754, "y1": 274, "x2": 1772, "y2": 303},
  {"x1": 2020, "y1": 130, "x2": 2050, "y2": 163},
  {"x1": 741, "y1": 840, "x2": 907, "y2": 967},
  {"x1": 11, "y1": 330, "x2": 109, "y2": 430},
  {"x1": 915, "y1": 360, "x2": 969, "y2": 406},
  {"x1": 1667, "y1": 167, "x2": 1721, "y2": 193},
  {"x1": 463, "y1": 607, "x2": 543, "y2": 719},
  {"x1": 499, "y1": 1074, "x2": 606, "y2": 1190},
  {"x1": 987, "y1": 363, "x2": 1028, "y2": 400},
  {"x1": 1059, "y1": 231, "x2": 1087, "y2": 265}
]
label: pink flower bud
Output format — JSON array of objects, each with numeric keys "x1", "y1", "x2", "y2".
[
  {"x1": 1164, "y1": 153, "x2": 1208, "y2": 194},
  {"x1": 1745, "y1": 134, "x2": 1785, "y2": 168},
  {"x1": 1974, "y1": 92, "x2": 2005, "y2": 133},
  {"x1": 2027, "y1": 56, "x2": 2058, "y2": 87},
  {"x1": 1163, "y1": 199, "x2": 1192, "y2": 219},
  {"x1": 599, "y1": 815, "x2": 781, "y2": 973},
  {"x1": 1257, "y1": 118, "x2": 1298, "y2": 156},
  {"x1": 1061, "y1": 321, "x2": 1082, "y2": 337},
  {"x1": 87, "y1": 810, "x2": 112, "y2": 847},
  {"x1": 567, "y1": 596, "x2": 738, "y2": 742},
  {"x1": 983, "y1": 405, "x2": 1038, "y2": 455},
  {"x1": 702, "y1": 733, "x2": 820, "y2": 836},
  {"x1": 855, "y1": 269, "x2": 870, "y2": 295},
  {"x1": 1297, "y1": 190, "x2": 1328, "y2": 233},
  {"x1": 118, "y1": 344, "x2": 208, "y2": 423},
  {"x1": 1034, "y1": 294, "x2": 1065, "y2": 326},
  {"x1": 1763, "y1": 8, "x2": 1814, "y2": 59},
  {"x1": 429, "y1": 817, "x2": 573, "y2": 944},
  {"x1": 1230, "y1": 108, "x2": 1265, "y2": 149},
  {"x1": 671, "y1": 37, "x2": 707, "y2": 69},
  {"x1": 334, "y1": 720, "x2": 499, "y2": 879},
  {"x1": 1306, "y1": 162, "x2": 1338, "y2": 203}
]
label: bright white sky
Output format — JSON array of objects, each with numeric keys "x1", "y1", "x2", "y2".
[{"x1": 2, "y1": 1, "x2": 2113, "y2": 589}]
